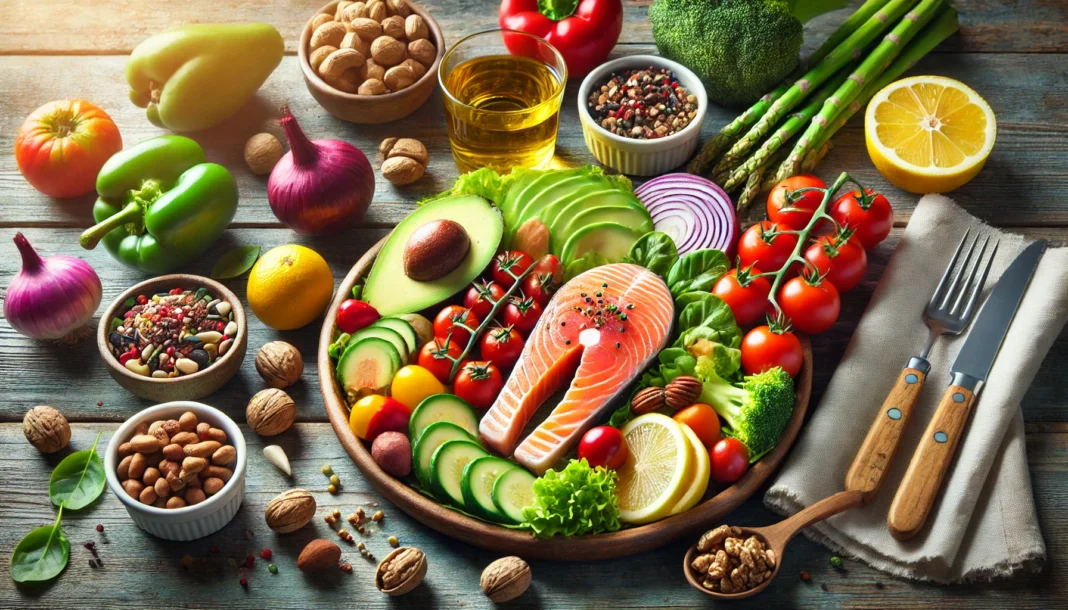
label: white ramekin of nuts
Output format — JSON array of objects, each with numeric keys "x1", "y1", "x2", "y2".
[{"x1": 104, "y1": 401, "x2": 247, "y2": 541}]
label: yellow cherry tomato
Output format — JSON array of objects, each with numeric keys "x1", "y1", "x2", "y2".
[
  {"x1": 349, "y1": 394, "x2": 387, "y2": 439},
  {"x1": 391, "y1": 365, "x2": 445, "y2": 410}
]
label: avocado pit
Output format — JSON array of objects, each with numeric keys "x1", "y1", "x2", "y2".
[{"x1": 403, "y1": 219, "x2": 471, "y2": 281}]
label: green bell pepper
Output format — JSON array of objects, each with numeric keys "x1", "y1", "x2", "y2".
[{"x1": 79, "y1": 135, "x2": 238, "y2": 274}]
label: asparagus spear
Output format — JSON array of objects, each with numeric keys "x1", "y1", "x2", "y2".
[
  {"x1": 737, "y1": 163, "x2": 769, "y2": 212},
  {"x1": 774, "y1": 0, "x2": 947, "y2": 182},
  {"x1": 685, "y1": 0, "x2": 891, "y2": 175},
  {"x1": 711, "y1": 0, "x2": 920, "y2": 177}
]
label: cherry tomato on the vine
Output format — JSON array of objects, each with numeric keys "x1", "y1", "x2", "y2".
[
  {"x1": 738, "y1": 221, "x2": 799, "y2": 274},
  {"x1": 480, "y1": 325, "x2": 524, "y2": 371},
  {"x1": 522, "y1": 268, "x2": 559, "y2": 307},
  {"x1": 336, "y1": 299, "x2": 380, "y2": 334},
  {"x1": 804, "y1": 234, "x2": 868, "y2": 293},
  {"x1": 741, "y1": 324, "x2": 804, "y2": 377},
  {"x1": 492, "y1": 250, "x2": 534, "y2": 288},
  {"x1": 503, "y1": 296, "x2": 542, "y2": 336},
  {"x1": 453, "y1": 361, "x2": 504, "y2": 410},
  {"x1": 433, "y1": 305, "x2": 480, "y2": 345},
  {"x1": 713, "y1": 265, "x2": 772, "y2": 328},
  {"x1": 711, "y1": 438, "x2": 749, "y2": 484},
  {"x1": 464, "y1": 279, "x2": 505, "y2": 320},
  {"x1": 778, "y1": 272, "x2": 840, "y2": 335},
  {"x1": 767, "y1": 174, "x2": 827, "y2": 231},
  {"x1": 417, "y1": 337, "x2": 463, "y2": 383},
  {"x1": 530, "y1": 254, "x2": 563, "y2": 285},
  {"x1": 830, "y1": 189, "x2": 893, "y2": 249},
  {"x1": 578, "y1": 426, "x2": 628, "y2": 470}
]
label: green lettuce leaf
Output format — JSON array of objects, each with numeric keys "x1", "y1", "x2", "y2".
[
  {"x1": 522, "y1": 459, "x2": 621, "y2": 538},
  {"x1": 418, "y1": 167, "x2": 517, "y2": 206},
  {"x1": 624, "y1": 232, "x2": 679, "y2": 279},
  {"x1": 667, "y1": 249, "x2": 730, "y2": 298}
]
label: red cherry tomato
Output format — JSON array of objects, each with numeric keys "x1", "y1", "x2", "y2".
[
  {"x1": 464, "y1": 280, "x2": 505, "y2": 320},
  {"x1": 492, "y1": 250, "x2": 534, "y2": 288},
  {"x1": 712, "y1": 266, "x2": 772, "y2": 327},
  {"x1": 530, "y1": 255, "x2": 563, "y2": 284},
  {"x1": 738, "y1": 221, "x2": 799, "y2": 274},
  {"x1": 711, "y1": 438, "x2": 749, "y2": 484},
  {"x1": 778, "y1": 273, "x2": 841, "y2": 335},
  {"x1": 480, "y1": 326, "x2": 524, "y2": 371},
  {"x1": 577, "y1": 426, "x2": 628, "y2": 470},
  {"x1": 741, "y1": 325, "x2": 804, "y2": 377},
  {"x1": 522, "y1": 269, "x2": 557, "y2": 307},
  {"x1": 433, "y1": 305, "x2": 480, "y2": 345},
  {"x1": 417, "y1": 338, "x2": 463, "y2": 383},
  {"x1": 767, "y1": 174, "x2": 827, "y2": 231},
  {"x1": 336, "y1": 299, "x2": 381, "y2": 334},
  {"x1": 454, "y1": 361, "x2": 504, "y2": 410},
  {"x1": 804, "y1": 234, "x2": 868, "y2": 293},
  {"x1": 502, "y1": 296, "x2": 542, "y2": 336},
  {"x1": 830, "y1": 189, "x2": 893, "y2": 249},
  {"x1": 365, "y1": 398, "x2": 412, "y2": 441}
]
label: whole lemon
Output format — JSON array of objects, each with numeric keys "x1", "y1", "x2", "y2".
[{"x1": 247, "y1": 245, "x2": 334, "y2": 330}]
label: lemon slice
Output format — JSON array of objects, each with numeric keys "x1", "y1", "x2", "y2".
[
  {"x1": 670, "y1": 424, "x2": 710, "y2": 515},
  {"x1": 617, "y1": 414, "x2": 694, "y2": 525},
  {"x1": 865, "y1": 75, "x2": 996, "y2": 194}
]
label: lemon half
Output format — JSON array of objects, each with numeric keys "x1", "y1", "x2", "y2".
[
  {"x1": 670, "y1": 423, "x2": 711, "y2": 515},
  {"x1": 617, "y1": 413, "x2": 694, "y2": 525},
  {"x1": 865, "y1": 75, "x2": 996, "y2": 194}
]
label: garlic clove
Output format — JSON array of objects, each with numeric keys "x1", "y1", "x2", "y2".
[{"x1": 263, "y1": 444, "x2": 292, "y2": 476}]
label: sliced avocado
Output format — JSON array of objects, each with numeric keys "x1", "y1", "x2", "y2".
[
  {"x1": 336, "y1": 337, "x2": 401, "y2": 397},
  {"x1": 350, "y1": 326, "x2": 409, "y2": 364},
  {"x1": 561, "y1": 223, "x2": 644, "y2": 269},
  {"x1": 553, "y1": 206, "x2": 654, "y2": 253},
  {"x1": 363, "y1": 195, "x2": 503, "y2": 316},
  {"x1": 507, "y1": 169, "x2": 598, "y2": 243},
  {"x1": 498, "y1": 168, "x2": 543, "y2": 227}
]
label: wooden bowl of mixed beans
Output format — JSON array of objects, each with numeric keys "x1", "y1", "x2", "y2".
[{"x1": 97, "y1": 274, "x2": 248, "y2": 402}]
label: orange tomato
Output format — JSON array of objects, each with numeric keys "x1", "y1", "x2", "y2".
[
  {"x1": 349, "y1": 395, "x2": 388, "y2": 439},
  {"x1": 15, "y1": 99, "x2": 122, "y2": 198},
  {"x1": 673, "y1": 404, "x2": 721, "y2": 449}
]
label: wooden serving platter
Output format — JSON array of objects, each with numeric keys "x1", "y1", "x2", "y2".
[{"x1": 319, "y1": 237, "x2": 813, "y2": 561}]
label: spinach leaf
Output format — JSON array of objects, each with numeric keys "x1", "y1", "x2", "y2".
[
  {"x1": 10, "y1": 507, "x2": 69, "y2": 583},
  {"x1": 676, "y1": 293, "x2": 741, "y2": 349},
  {"x1": 49, "y1": 432, "x2": 105, "y2": 510},
  {"x1": 624, "y1": 232, "x2": 679, "y2": 279},
  {"x1": 563, "y1": 252, "x2": 611, "y2": 281},
  {"x1": 666, "y1": 249, "x2": 729, "y2": 298},
  {"x1": 210, "y1": 246, "x2": 260, "y2": 279}
]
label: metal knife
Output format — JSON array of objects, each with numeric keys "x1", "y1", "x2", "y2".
[{"x1": 887, "y1": 239, "x2": 1047, "y2": 541}]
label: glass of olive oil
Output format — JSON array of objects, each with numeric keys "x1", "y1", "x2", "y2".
[{"x1": 439, "y1": 30, "x2": 567, "y2": 173}]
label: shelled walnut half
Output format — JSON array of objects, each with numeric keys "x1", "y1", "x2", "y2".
[{"x1": 690, "y1": 525, "x2": 776, "y2": 594}]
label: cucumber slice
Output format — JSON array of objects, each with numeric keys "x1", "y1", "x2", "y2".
[
  {"x1": 491, "y1": 467, "x2": 537, "y2": 525},
  {"x1": 371, "y1": 317, "x2": 419, "y2": 354},
  {"x1": 409, "y1": 394, "x2": 480, "y2": 444},
  {"x1": 462, "y1": 457, "x2": 516, "y2": 522},
  {"x1": 351, "y1": 326, "x2": 409, "y2": 364},
  {"x1": 429, "y1": 440, "x2": 488, "y2": 507},
  {"x1": 412, "y1": 421, "x2": 475, "y2": 487},
  {"x1": 336, "y1": 337, "x2": 401, "y2": 396}
]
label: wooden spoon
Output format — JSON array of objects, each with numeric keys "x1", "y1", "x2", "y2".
[{"x1": 683, "y1": 490, "x2": 864, "y2": 599}]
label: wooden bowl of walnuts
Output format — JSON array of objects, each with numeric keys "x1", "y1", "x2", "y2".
[{"x1": 299, "y1": 0, "x2": 445, "y2": 124}]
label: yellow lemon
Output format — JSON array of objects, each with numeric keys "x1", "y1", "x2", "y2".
[
  {"x1": 865, "y1": 75, "x2": 996, "y2": 194},
  {"x1": 617, "y1": 413, "x2": 694, "y2": 525},
  {"x1": 670, "y1": 423, "x2": 710, "y2": 515},
  {"x1": 247, "y1": 244, "x2": 333, "y2": 330}
]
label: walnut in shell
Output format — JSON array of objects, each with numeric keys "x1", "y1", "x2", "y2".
[
  {"x1": 481, "y1": 556, "x2": 532, "y2": 603},
  {"x1": 376, "y1": 547, "x2": 427, "y2": 596},
  {"x1": 23, "y1": 405, "x2": 71, "y2": 453},
  {"x1": 244, "y1": 133, "x2": 283, "y2": 176},
  {"x1": 246, "y1": 388, "x2": 296, "y2": 436},
  {"x1": 265, "y1": 488, "x2": 316, "y2": 533},
  {"x1": 255, "y1": 341, "x2": 304, "y2": 389}
]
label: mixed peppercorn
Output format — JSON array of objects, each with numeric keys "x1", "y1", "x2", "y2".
[{"x1": 587, "y1": 67, "x2": 699, "y2": 139}]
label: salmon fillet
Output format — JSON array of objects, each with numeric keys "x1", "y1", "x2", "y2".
[{"x1": 479, "y1": 263, "x2": 674, "y2": 474}]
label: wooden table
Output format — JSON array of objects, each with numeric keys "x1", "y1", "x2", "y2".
[{"x1": 1, "y1": 1, "x2": 1065, "y2": 608}]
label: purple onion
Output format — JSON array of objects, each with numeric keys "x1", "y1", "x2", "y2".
[{"x1": 636, "y1": 174, "x2": 739, "y2": 259}]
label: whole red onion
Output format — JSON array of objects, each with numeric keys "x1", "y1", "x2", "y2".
[
  {"x1": 4, "y1": 232, "x2": 102, "y2": 340},
  {"x1": 267, "y1": 107, "x2": 375, "y2": 235}
]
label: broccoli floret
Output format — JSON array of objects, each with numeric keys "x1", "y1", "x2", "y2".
[
  {"x1": 694, "y1": 360, "x2": 795, "y2": 459},
  {"x1": 649, "y1": 0, "x2": 848, "y2": 107}
]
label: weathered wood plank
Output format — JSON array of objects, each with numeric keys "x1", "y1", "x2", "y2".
[
  {"x1": 1, "y1": 52, "x2": 1067, "y2": 229},
  {"x1": 0, "y1": 422, "x2": 1064, "y2": 609},
  {"x1": 2, "y1": 226, "x2": 1066, "y2": 424},
  {"x1": 0, "y1": 0, "x2": 1063, "y2": 55}
]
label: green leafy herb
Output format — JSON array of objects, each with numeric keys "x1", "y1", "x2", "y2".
[
  {"x1": 210, "y1": 246, "x2": 261, "y2": 279},
  {"x1": 608, "y1": 404, "x2": 634, "y2": 428},
  {"x1": 328, "y1": 333, "x2": 351, "y2": 361},
  {"x1": 108, "y1": 317, "x2": 123, "y2": 333},
  {"x1": 624, "y1": 232, "x2": 679, "y2": 279},
  {"x1": 49, "y1": 432, "x2": 105, "y2": 510},
  {"x1": 522, "y1": 458, "x2": 621, "y2": 538},
  {"x1": 563, "y1": 252, "x2": 611, "y2": 281},
  {"x1": 666, "y1": 249, "x2": 729, "y2": 298},
  {"x1": 676, "y1": 293, "x2": 741, "y2": 350},
  {"x1": 10, "y1": 507, "x2": 69, "y2": 583},
  {"x1": 351, "y1": 284, "x2": 363, "y2": 300}
]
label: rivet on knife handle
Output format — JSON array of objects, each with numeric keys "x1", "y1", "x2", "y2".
[
  {"x1": 887, "y1": 384, "x2": 977, "y2": 540},
  {"x1": 844, "y1": 365, "x2": 928, "y2": 505}
]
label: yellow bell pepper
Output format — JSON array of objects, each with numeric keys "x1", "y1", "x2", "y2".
[{"x1": 127, "y1": 23, "x2": 283, "y2": 132}]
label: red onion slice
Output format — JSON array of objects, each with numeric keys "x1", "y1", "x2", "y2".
[{"x1": 635, "y1": 174, "x2": 739, "y2": 258}]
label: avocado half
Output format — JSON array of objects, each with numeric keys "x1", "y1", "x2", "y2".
[{"x1": 363, "y1": 194, "x2": 503, "y2": 316}]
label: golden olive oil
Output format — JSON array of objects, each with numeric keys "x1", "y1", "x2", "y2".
[{"x1": 443, "y1": 54, "x2": 564, "y2": 173}]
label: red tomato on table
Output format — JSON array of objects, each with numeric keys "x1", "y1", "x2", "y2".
[{"x1": 16, "y1": 99, "x2": 122, "y2": 198}]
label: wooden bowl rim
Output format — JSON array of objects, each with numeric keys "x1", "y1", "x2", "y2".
[
  {"x1": 97, "y1": 274, "x2": 247, "y2": 386},
  {"x1": 298, "y1": 0, "x2": 446, "y2": 102},
  {"x1": 318, "y1": 237, "x2": 813, "y2": 560}
]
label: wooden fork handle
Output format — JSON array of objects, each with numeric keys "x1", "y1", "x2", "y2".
[
  {"x1": 887, "y1": 384, "x2": 977, "y2": 540},
  {"x1": 844, "y1": 365, "x2": 928, "y2": 505}
]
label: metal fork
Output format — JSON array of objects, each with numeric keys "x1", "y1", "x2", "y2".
[{"x1": 844, "y1": 231, "x2": 998, "y2": 505}]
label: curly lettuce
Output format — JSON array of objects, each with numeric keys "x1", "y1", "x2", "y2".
[{"x1": 522, "y1": 459, "x2": 621, "y2": 538}]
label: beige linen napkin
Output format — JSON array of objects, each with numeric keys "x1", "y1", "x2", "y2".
[{"x1": 764, "y1": 194, "x2": 1068, "y2": 583}]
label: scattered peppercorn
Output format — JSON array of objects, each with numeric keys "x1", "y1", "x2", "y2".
[
  {"x1": 180, "y1": 554, "x2": 194, "y2": 570},
  {"x1": 240, "y1": 578, "x2": 248, "y2": 589},
  {"x1": 97, "y1": 401, "x2": 103, "y2": 406},
  {"x1": 388, "y1": 535, "x2": 399, "y2": 547},
  {"x1": 338, "y1": 529, "x2": 349, "y2": 539},
  {"x1": 327, "y1": 484, "x2": 338, "y2": 494},
  {"x1": 260, "y1": 549, "x2": 273, "y2": 561},
  {"x1": 830, "y1": 555, "x2": 843, "y2": 569},
  {"x1": 322, "y1": 464, "x2": 334, "y2": 476},
  {"x1": 330, "y1": 474, "x2": 341, "y2": 487},
  {"x1": 587, "y1": 66, "x2": 698, "y2": 139},
  {"x1": 800, "y1": 571, "x2": 811, "y2": 582},
  {"x1": 340, "y1": 562, "x2": 353, "y2": 573},
  {"x1": 356, "y1": 508, "x2": 365, "y2": 519},
  {"x1": 332, "y1": 508, "x2": 341, "y2": 518},
  {"x1": 357, "y1": 542, "x2": 366, "y2": 551},
  {"x1": 95, "y1": 524, "x2": 104, "y2": 532},
  {"x1": 245, "y1": 554, "x2": 255, "y2": 568},
  {"x1": 821, "y1": 583, "x2": 830, "y2": 592},
  {"x1": 347, "y1": 513, "x2": 358, "y2": 524},
  {"x1": 372, "y1": 510, "x2": 384, "y2": 522},
  {"x1": 268, "y1": 563, "x2": 278, "y2": 574}
]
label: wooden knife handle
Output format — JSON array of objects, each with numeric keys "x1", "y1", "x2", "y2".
[
  {"x1": 844, "y1": 367, "x2": 927, "y2": 505},
  {"x1": 887, "y1": 384, "x2": 977, "y2": 541}
]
